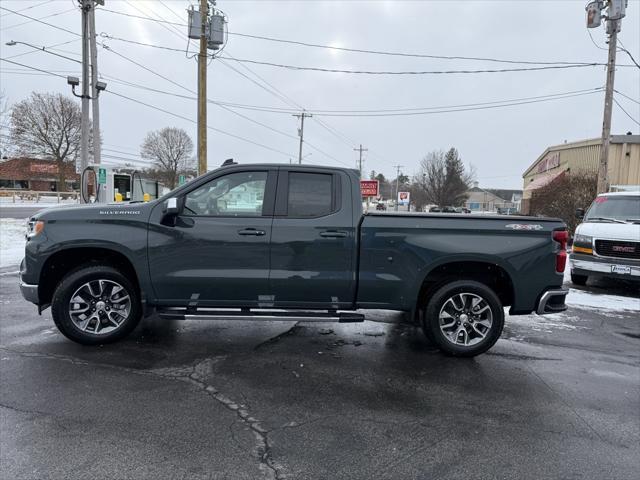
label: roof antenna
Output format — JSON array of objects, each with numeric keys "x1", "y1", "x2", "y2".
[{"x1": 222, "y1": 158, "x2": 237, "y2": 166}]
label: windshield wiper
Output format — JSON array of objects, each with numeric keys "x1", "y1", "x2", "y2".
[
  {"x1": 588, "y1": 217, "x2": 628, "y2": 224},
  {"x1": 625, "y1": 218, "x2": 640, "y2": 224}
]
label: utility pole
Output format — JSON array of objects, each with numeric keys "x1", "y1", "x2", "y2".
[
  {"x1": 597, "y1": 20, "x2": 618, "y2": 193},
  {"x1": 393, "y1": 164, "x2": 403, "y2": 212},
  {"x1": 197, "y1": 0, "x2": 208, "y2": 176},
  {"x1": 293, "y1": 111, "x2": 312, "y2": 164},
  {"x1": 353, "y1": 144, "x2": 368, "y2": 177},
  {"x1": 586, "y1": 0, "x2": 627, "y2": 194},
  {"x1": 79, "y1": 0, "x2": 91, "y2": 172},
  {"x1": 88, "y1": 0, "x2": 100, "y2": 165}
]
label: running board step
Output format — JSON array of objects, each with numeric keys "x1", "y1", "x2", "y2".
[{"x1": 157, "y1": 309, "x2": 365, "y2": 323}]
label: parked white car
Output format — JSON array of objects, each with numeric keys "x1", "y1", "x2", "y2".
[{"x1": 570, "y1": 191, "x2": 640, "y2": 285}]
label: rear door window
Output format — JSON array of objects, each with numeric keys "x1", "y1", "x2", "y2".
[{"x1": 287, "y1": 172, "x2": 334, "y2": 217}]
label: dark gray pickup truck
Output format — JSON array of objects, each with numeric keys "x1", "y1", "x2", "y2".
[{"x1": 20, "y1": 163, "x2": 569, "y2": 356}]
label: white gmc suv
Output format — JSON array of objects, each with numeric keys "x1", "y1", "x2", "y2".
[{"x1": 570, "y1": 191, "x2": 640, "y2": 285}]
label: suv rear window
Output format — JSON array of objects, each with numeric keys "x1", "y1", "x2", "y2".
[{"x1": 287, "y1": 172, "x2": 333, "y2": 217}]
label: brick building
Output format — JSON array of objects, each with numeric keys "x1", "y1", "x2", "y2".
[{"x1": 0, "y1": 157, "x2": 79, "y2": 191}]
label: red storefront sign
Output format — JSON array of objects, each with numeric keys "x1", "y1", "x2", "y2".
[{"x1": 360, "y1": 180, "x2": 379, "y2": 197}]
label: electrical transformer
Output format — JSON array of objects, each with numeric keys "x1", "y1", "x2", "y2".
[{"x1": 208, "y1": 13, "x2": 225, "y2": 50}]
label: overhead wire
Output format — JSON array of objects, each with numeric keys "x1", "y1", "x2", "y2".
[
  {"x1": 99, "y1": 7, "x2": 611, "y2": 67},
  {"x1": 0, "y1": 57, "x2": 295, "y2": 160},
  {"x1": 613, "y1": 98, "x2": 640, "y2": 126},
  {"x1": 617, "y1": 38, "x2": 640, "y2": 69},
  {"x1": 0, "y1": 0, "x2": 51, "y2": 18},
  {"x1": 0, "y1": 6, "x2": 80, "y2": 37},
  {"x1": 614, "y1": 89, "x2": 640, "y2": 105},
  {"x1": 0, "y1": 7, "x2": 76, "y2": 31}
]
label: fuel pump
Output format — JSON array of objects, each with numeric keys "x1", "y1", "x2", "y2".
[
  {"x1": 81, "y1": 165, "x2": 132, "y2": 203},
  {"x1": 81, "y1": 165, "x2": 160, "y2": 204}
]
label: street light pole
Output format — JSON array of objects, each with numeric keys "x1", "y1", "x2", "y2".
[
  {"x1": 88, "y1": 1, "x2": 101, "y2": 165},
  {"x1": 80, "y1": 0, "x2": 91, "y2": 172}
]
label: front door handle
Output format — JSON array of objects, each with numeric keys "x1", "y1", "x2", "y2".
[
  {"x1": 320, "y1": 230, "x2": 347, "y2": 238},
  {"x1": 237, "y1": 228, "x2": 266, "y2": 236}
]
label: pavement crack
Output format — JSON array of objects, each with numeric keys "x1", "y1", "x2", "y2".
[
  {"x1": 253, "y1": 322, "x2": 300, "y2": 351},
  {"x1": 177, "y1": 362, "x2": 286, "y2": 480},
  {"x1": 1, "y1": 348, "x2": 287, "y2": 479},
  {"x1": 0, "y1": 402, "x2": 51, "y2": 417}
]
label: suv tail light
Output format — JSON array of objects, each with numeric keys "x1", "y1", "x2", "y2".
[{"x1": 553, "y1": 230, "x2": 568, "y2": 273}]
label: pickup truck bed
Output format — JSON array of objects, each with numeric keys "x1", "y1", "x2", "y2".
[{"x1": 20, "y1": 163, "x2": 568, "y2": 357}]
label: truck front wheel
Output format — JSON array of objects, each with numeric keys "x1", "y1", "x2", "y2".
[
  {"x1": 51, "y1": 265, "x2": 142, "y2": 345},
  {"x1": 422, "y1": 280, "x2": 504, "y2": 357}
]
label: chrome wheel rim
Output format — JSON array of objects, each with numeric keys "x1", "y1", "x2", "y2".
[
  {"x1": 68, "y1": 280, "x2": 131, "y2": 335},
  {"x1": 439, "y1": 292, "x2": 493, "y2": 347}
]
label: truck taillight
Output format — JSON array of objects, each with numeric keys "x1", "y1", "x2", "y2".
[{"x1": 553, "y1": 230, "x2": 568, "y2": 273}]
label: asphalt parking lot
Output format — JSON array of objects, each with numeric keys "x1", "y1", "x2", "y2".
[{"x1": 0, "y1": 274, "x2": 639, "y2": 480}]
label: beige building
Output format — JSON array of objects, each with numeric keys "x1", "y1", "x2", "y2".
[{"x1": 521, "y1": 134, "x2": 640, "y2": 214}]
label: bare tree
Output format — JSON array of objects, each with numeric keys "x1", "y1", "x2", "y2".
[
  {"x1": 140, "y1": 127, "x2": 195, "y2": 189},
  {"x1": 10, "y1": 92, "x2": 85, "y2": 190},
  {"x1": 530, "y1": 173, "x2": 597, "y2": 235},
  {"x1": 412, "y1": 148, "x2": 474, "y2": 208}
]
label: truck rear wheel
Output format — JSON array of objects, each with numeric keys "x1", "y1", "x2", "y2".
[
  {"x1": 422, "y1": 280, "x2": 504, "y2": 357},
  {"x1": 51, "y1": 265, "x2": 141, "y2": 345}
]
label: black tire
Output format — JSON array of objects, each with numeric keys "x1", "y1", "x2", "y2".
[
  {"x1": 422, "y1": 280, "x2": 504, "y2": 357},
  {"x1": 571, "y1": 273, "x2": 588, "y2": 286},
  {"x1": 51, "y1": 265, "x2": 141, "y2": 345}
]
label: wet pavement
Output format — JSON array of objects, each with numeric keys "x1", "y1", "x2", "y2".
[{"x1": 0, "y1": 274, "x2": 639, "y2": 480}]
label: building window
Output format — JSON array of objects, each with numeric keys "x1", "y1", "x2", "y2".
[{"x1": 0, "y1": 179, "x2": 29, "y2": 189}]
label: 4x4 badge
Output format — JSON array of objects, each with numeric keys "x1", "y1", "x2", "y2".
[{"x1": 505, "y1": 224, "x2": 544, "y2": 231}]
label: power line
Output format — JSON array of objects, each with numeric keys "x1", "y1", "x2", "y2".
[
  {"x1": 617, "y1": 38, "x2": 640, "y2": 69},
  {"x1": 1, "y1": 7, "x2": 76, "y2": 31},
  {"x1": 98, "y1": 7, "x2": 610, "y2": 67},
  {"x1": 0, "y1": 57, "x2": 296, "y2": 159},
  {"x1": 613, "y1": 98, "x2": 640, "y2": 126},
  {"x1": 0, "y1": 0, "x2": 50, "y2": 18},
  {"x1": 0, "y1": 6, "x2": 80, "y2": 37},
  {"x1": 99, "y1": 45, "x2": 298, "y2": 142},
  {"x1": 614, "y1": 89, "x2": 640, "y2": 105},
  {"x1": 219, "y1": 57, "x2": 601, "y2": 75},
  {"x1": 0, "y1": 58, "x2": 68, "y2": 79},
  {"x1": 107, "y1": 90, "x2": 295, "y2": 159}
]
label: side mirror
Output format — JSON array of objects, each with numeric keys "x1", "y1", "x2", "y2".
[
  {"x1": 575, "y1": 208, "x2": 585, "y2": 220},
  {"x1": 164, "y1": 197, "x2": 182, "y2": 216}
]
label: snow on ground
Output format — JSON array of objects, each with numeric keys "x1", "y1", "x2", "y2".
[
  {"x1": 0, "y1": 200, "x2": 78, "y2": 207},
  {"x1": 565, "y1": 288, "x2": 639, "y2": 312},
  {"x1": 0, "y1": 218, "x2": 26, "y2": 269}
]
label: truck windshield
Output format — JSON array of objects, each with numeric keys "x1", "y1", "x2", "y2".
[{"x1": 584, "y1": 195, "x2": 640, "y2": 223}]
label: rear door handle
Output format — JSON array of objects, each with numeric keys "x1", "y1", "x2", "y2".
[
  {"x1": 320, "y1": 230, "x2": 347, "y2": 238},
  {"x1": 237, "y1": 228, "x2": 266, "y2": 236}
]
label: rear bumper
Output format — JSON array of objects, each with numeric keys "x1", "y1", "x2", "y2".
[
  {"x1": 20, "y1": 281, "x2": 39, "y2": 305},
  {"x1": 536, "y1": 288, "x2": 569, "y2": 315}
]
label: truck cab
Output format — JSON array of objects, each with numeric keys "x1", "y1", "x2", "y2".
[{"x1": 571, "y1": 191, "x2": 640, "y2": 285}]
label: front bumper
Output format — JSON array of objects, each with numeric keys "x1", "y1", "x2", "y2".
[
  {"x1": 570, "y1": 253, "x2": 640, "y2": 282},
  {"x1": 20, "y1": 281, "x2": 39, "y2": 305},
  {"x1": 536, "y1": 288, "x2": 569, "y2": 315}
]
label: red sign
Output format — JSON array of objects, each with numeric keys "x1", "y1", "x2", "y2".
[
  {"x1": 360, "y1": 180, "x2": 379, "y2": 197},
  {"x1": 536, "y1": 152, "x2": 560, "y2": 174}
]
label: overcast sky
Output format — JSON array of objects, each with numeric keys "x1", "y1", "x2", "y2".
[{"x1": 1, "y1": 0, "x2": 639, "y2": 189}]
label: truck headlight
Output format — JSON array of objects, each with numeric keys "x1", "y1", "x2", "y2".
[
  {"x1": 572, "y1": 234, "x2": 593, "y2": 254},
  {"x1": 26, "y1": 220, "x2": 45, "y2": 239}
]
